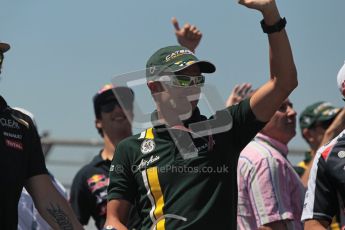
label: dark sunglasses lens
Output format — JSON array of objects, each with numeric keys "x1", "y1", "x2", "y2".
[
  {"x1": 175, "y1": 75, "x2": 191, "y2": 86},
  {"x1": 175, "y1": 75, "x2": 205, "y2": 87}
]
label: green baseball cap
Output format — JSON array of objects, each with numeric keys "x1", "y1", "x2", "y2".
[
  {"x1": 146, "y1": 45, "x2": 216, "y2": 79},
  {"x1": 299, "y1": 101, "x2": 341, "y2": 129}
]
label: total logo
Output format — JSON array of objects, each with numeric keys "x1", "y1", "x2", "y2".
[
  {"x1": 0, "y1": 118, "x2": 20, "y2": 129},
  {"x1": 5, "y1": 139, "x2": 23, "y2": 151}
]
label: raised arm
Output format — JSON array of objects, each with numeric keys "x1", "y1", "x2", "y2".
[
  {"x1": 25, "y1": 174, "x2": 84, "y2": 229},
  {"x1": 239, "y1": 0, "x2": 298, "y2": 122}
]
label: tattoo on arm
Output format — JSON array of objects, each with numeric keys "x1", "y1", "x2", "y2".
[{"x1": 47, "y1": 203, "x2": 74, "y2": 230}]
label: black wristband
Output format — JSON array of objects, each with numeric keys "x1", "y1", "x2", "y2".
[{"x1": 260, "y1": 17, "x2": 286, "y2": 34}]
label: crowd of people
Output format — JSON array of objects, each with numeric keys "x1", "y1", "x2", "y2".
[{"x1": 1, "y1": 0, "x2": 345, "y2": 229}]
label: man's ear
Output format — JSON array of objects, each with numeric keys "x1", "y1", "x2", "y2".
[
  {"x1": 302, "y1": 128, "x2": 313, "y2": 142},
  {"x1": 95, "y1": 118, "x2": 102, "y2": 129}
]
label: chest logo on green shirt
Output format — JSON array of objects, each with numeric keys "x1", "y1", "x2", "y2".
[{"x1": 141, "y1": 139, "x2": 156, "y2": 154}]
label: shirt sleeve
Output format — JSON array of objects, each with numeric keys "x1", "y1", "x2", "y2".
[
  {"x1": 107, "y1": 141, "x2": 137, "y2": 204},
  {"x1": 26, "y1": 118, "x2": 48, "y2": 179},
  {"x1": 245, "y1": 157, "x2": 296, "y2": 226},
  {"x1": 69, "y1": 170, "x2": 94, "y2": 225},
  {"x1": 225, "y1": 98, "x2": 266, "y2": 153},
  {"x1": 301, "y1": 146, "x2": 339, "y2": 223}
]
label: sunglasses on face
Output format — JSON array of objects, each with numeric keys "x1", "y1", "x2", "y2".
[
  {"x1": 158, "y1": 75, "x2": 205, "y2": 87},
  {"x1": 100, "y1": 100, "x2": 132, "y2": 113}
]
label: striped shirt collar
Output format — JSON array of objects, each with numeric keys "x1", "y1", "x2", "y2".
[{"x1": 255, "y1": 133, "x2": 289, "y2": 157}]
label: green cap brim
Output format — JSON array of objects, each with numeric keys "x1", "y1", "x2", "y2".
[{"x1": 167, "y1": 60, "x2": 216, "y2": 74}]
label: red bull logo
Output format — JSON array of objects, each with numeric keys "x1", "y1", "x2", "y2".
[{"x1": 87, "y1": 174, "x2": 109, "y2": 193}]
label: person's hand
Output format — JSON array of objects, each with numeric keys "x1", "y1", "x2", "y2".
[
  {"x1": 238, "y1": 0, "x2": 276, "y2": 13},
  {"x1": 172, "y1": 17, "x2": 202, "y2": 53},
  {"x1": 226, "y1": 83, "x2": 253, "y2": 107}
]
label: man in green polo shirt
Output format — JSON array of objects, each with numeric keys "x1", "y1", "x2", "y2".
[{"x1": 105, "y1": 0, "x2": 298, "y2": 229}]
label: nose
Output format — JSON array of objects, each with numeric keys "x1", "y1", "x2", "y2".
[{"x1": 287, "y1": 105, "x2": 297, "y2": 117}]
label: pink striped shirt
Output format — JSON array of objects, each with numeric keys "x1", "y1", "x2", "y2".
[{"x1": 237, "y1": 133, "x2": 305, "y2": 230}]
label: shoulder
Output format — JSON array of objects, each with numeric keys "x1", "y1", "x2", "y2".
[
  {"x1": 113, "y1": 133, "x2": 144, "y2": 163},
  {"x1": 73, "y1": 160, "x2": 97, "y2": 182},
  {"x1": 119, "y1": 133, "x2": 142, "y2": 147},
  {"x1": 117, "y1": 132, "x2": 147, "y2": 154},
  {"x1": 240, "y1": 138, "x2": 271, "y2": 160},
  {"x1": 317, "y1": 131, "x2": 345, "y2": 164},
  {"x1": 10, "y1": 107, "x2": 36, "y2": 130},
  {"x1": 225, "y1": 98, "x2": 251, "y2": 115}
]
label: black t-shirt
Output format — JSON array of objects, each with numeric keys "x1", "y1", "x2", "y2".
[
  {"x1": 70, "y1": 152, "x2": 141, "y2": 229},
  {"x1": 108, "y1": 99, "x2": 266, "y2": 229},
  {"x1": 0, "y1": 96, "x2": 48, "y2": 229}
]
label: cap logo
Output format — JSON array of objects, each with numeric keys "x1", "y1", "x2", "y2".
[
  {"x1": 165, "y1": 49, "x2": 194, "y2": 62},
  {"x1": 313, "y1": 102, "x2": 332, "y2": 115},
  {"x1": 322, "y1": 108, "x2": 339, "y2": 116},
  {"x1": 174, "y1": 60, "x2": 196, "y2": 67},
  {"x1": 149, "y1": 66, "x2": 156, "y2": 74}
]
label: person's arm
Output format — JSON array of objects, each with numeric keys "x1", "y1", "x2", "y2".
[
  {"x1": 105, "y1": 142, "x2": 137, "y2": 229},
  {"x1": 104, "y1": 199, "x2": 131, "y2": 230},
  {"x1": 300, "y1": 160, "x2": 313, "y2": 188},
  {"x1": 304, "y1": 219, "x2": 329, "y2": 230},
  {"x1": 259, "y1": 220, "x2": 291, "y2": 230},
  {"x1": 320, "y1": 108, "x2": 345, "y2": 147},
  {"x1": 171, "y1": 17, "x2": 202, "y2": 53},
  {"x1": 25, "y1": 174, "x2": 83, "y2": 229},
  {"x1": 239, "y1": 0, "x2": 297, "y2": 122}
]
